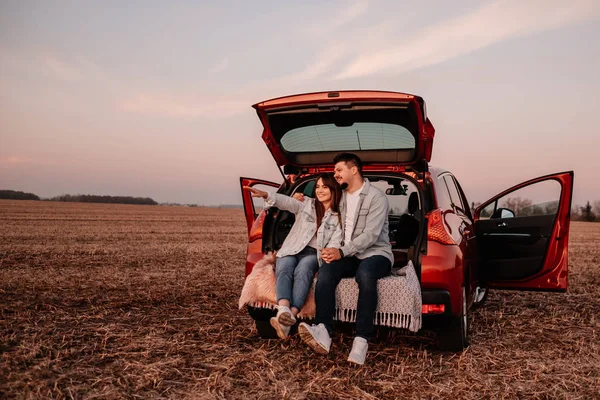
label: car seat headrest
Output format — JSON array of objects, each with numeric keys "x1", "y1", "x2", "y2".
[{"x1": 408, "y1": 192, "x2": 419, "y2": 214}]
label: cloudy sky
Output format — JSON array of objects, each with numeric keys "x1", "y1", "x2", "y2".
[{"x1": 1, "y1": 0, "x2": 599, "y2": 206}]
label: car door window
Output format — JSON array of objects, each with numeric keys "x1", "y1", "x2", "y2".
[{"x1": 479, "y1": 180, "x2": 561, "y2": 220}]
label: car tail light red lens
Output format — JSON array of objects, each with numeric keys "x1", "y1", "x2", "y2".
[
  {"x1": 422, "y1": 304, "x2": 445, "y2": 314},
  {"x1": 248, "y1": 212, "x2": 265, "y2": 242},
  {"x1": 427, "y1": 209, "x2": 455, "y2": 245}
]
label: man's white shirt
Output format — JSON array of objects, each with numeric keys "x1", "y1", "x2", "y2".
[{"x1": 344, "y1": 182, "x2": 364, "y2": 245}]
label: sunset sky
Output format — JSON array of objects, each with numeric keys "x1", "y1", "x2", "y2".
[{"x1": 1, "y1": 0, "x2": 599, "y2": 206}]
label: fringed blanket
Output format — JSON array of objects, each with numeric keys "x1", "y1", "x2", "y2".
[
  {"x1": 239, "y1": 254, "x2": 422, "y2": 332},
  {"x1": 333, "y1": 261, "x2": 422, "y2": 332}
]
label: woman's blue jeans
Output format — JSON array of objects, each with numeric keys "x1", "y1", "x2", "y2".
[{"x1": 275, "y1": 247, "x2": 319, "y2": 310}]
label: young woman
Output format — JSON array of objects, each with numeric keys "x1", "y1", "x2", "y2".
[{"x1": 243, "y1": 173, "x2": 343, "y2": 339}]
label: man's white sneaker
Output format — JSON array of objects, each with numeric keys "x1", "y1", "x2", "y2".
[
  {"x1": 298, "y1": 322, "x2": 331, "y2": 354},
  {"x1": 276, "y1": 305, "x2": 296, "y2": 326},
  {"x1": 270, "y1": 316, "x2": 291, "y2": 339},
  {"x1": 347, "y1": 337, "x2": 368, "y2": 365}
]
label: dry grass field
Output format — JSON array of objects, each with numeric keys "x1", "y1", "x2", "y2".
[{"x1": 1, "y1": 200, "x2": 599, "y2": 399}]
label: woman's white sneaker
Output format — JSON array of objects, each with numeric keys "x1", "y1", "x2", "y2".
[
  {"x1": 276, "y1": 305, "x2": 297, "y2": 326},
  {"x1": 270, "y1": 316, "x2": 291, "y2": 339}
]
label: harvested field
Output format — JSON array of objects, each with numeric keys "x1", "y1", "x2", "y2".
[{"x1": 1, "y1": 200, "x2": 599, "y2": 399}]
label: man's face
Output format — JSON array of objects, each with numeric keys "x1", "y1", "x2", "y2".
[{"x1": 334, "y1": 161, "x2": 355, "y2": 186}]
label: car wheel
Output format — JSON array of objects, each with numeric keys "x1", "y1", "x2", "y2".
[
  {"x1": 472, "y1": 286, "x2": 489, "y2": 308},
  {"x1": 438, "y1": 286, "x2": 469, "y2": 351}
]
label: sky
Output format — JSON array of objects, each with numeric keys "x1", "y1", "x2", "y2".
[{"x1": 1, "y1": 0, "x2": 599, "y2": 206}]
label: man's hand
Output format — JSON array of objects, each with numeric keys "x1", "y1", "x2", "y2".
[
  {"x1": 321, "y1": 247, "x2": 342, "y2": 263},
  {"x1": 292, "y1": 193, "x2": 305, "y2": 202},
  {"x1": 242, "y1": 186, "x2": 269, "y2": 199}
]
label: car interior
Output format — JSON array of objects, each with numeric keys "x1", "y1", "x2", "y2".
[{"x1": 261, "y1": 174, "x2": 424, "y2": 273}]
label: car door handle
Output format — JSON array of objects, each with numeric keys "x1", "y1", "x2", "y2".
[{"x1": 497, "y1": 222, "x2": 508, "y2": 228}]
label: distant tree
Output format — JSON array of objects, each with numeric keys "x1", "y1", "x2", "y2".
[
  {"x1": 0, "y1": 190, "x2": 40, "y2": 200},
  {"x1": 593, "y1": 200, "x2": 600, "y2": 217},
  {"x1": 580, "y1": 201, "x2": 596, "y2": 222},
  {"x1": 571, "y1": 205, "x2": 582, "y2": 221}
]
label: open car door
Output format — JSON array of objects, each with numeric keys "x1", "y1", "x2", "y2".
[
  {"x1": 474, "y1": 171, "x2": 574, "y2": 291},
  {"x1": 239, "y1": 177, "x2": 280, "y2": 235}
]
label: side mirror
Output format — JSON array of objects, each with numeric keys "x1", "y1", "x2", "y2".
[{"x1": 491, "y1": 207, "x2": 515, "y2": 219}]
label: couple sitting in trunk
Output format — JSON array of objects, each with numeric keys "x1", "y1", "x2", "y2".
[{"x1": 243, "y1": 153, "x2": 393, "y2": 365}]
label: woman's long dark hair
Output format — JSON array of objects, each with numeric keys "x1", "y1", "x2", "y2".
[{"x1": 314, "y1": 173, "x2": 342, "y2": 228}]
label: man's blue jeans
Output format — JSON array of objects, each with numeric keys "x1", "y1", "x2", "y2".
[
  {"x1": 315, "y1": 255, "x2": 391, "y2": 340},
  {"x1": 275, "y1": 247, "x2": 319, "y2": 310}
]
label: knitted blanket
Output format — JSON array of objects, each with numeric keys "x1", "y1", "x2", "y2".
[
  {"x1": 239, "y1": 254, "x2": 422, "y2": 332},
  {"x1": 333, "y1": 261, "x2": 422, "y2": 332}
]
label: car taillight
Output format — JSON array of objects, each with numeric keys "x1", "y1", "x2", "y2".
[
  {"x1": 427, "y1": 209, "x2": 455, "y2": 245},
  {"x1": 422, "y1": 304, "x2": 445, "y2": 314},
  {"x1": 248, "y1": 212, "x2": 265, "y2": 242}
]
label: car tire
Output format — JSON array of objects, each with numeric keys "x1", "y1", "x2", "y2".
[{"x1": 438, "y1": 286, "x2": 469, "y2": 351}]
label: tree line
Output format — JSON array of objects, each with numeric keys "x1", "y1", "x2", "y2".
[
  {"x1": 0, "y1": 190, "x2": 40, "y2": 200},
  {"x1": 49, "y1": 194, "x2": 158, "y2": 205},
  {"x1": 0, "y1": 190, "x2": 157, "y2": 205}
]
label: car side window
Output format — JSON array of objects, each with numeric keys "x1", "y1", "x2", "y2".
[
  {"x1": 435, "y1": 176, "x2": 453, "y2": 210},
  {"x1": 453, "y1": 178, "x2": 472, "y2": 218},
  {"x1": 443, "y1": 175, "x2": 465, "y2": 214}
]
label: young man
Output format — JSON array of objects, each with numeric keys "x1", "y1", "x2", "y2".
[{"x1": 298, "y1": 153, "x2": 393, "y2": 365}]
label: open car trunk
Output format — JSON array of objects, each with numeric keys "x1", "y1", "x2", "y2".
[{"x1": 253, "y1": 91, "x2": 435, "y2": 172}]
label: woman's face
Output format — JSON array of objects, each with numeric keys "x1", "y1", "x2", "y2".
[{"x1": 315, "y1": 178, "x2": 332, "y2": 205}]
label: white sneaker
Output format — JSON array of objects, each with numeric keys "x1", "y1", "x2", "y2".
[
  {"x1": 347, "y1": 337, "x2": 368, "y2": 365},
  {"x1": 276, "y1": 305, "x2": 296, "y2": 326},
  {"x1": 298, "y1": 322, "x2": 331, "y2": 354},
  {"x1": 270, "y1": 317, "x2": 291, "y2": 339}
]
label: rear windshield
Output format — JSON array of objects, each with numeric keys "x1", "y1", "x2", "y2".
[
  {"x1": 280, "y1": 122, "x2": 415, "y2": 153},
  {"x1": 267, "y1": 105, "x2": 419, "y2": 158}
]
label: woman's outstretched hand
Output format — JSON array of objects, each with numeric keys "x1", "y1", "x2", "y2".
[{"x1": 243, "y1": 186, "x2": 269, "y2": 199}]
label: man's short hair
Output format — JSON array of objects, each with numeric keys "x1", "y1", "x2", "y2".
[{"x1": 334, "y1": 152, "x2": 363, "y2": 175}]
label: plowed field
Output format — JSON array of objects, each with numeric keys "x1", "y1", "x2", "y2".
[{"x1": 1, "y1": 200, "x2": 598, "y2": 399}]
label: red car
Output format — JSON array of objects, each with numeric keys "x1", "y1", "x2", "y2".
[{"x1": 240, "y1": 90, "x2": 573, "y2": 350}]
